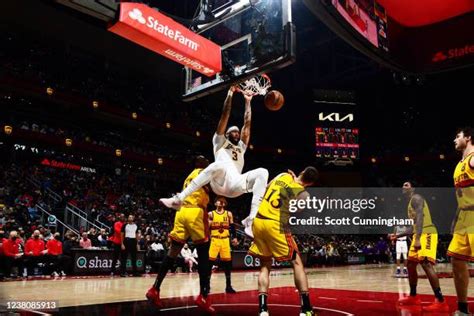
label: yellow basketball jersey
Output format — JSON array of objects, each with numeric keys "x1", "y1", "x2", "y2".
[
  {"x1": 210, "y1": 210, "x2": 230, "y2": 238},
  {"x1": 453, "y1": 152, "x2": 474, "y2": 209},
  {"x1": 182, "y1": 168, "x2": 209, "y2": 209},
  {"x1": 258, "y1": 173, "x2": 305, "y2": 221},
  {"x1": 407, "y1": 195, "x2": 436, "y2": 233}
]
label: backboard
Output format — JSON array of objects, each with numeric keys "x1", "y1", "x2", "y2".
[{"x1": 182, "y1": 0, "x2": 295, "y2": 101}]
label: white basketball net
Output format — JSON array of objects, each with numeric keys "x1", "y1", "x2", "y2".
[{"x1": 238, "y1": 74, "x2": 271, "y2": 96}]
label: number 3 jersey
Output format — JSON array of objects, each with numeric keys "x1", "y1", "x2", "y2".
[{"x1": 213, "y1": 133, "x2": 246, "y2": 174}]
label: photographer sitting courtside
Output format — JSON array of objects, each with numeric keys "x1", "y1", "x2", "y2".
[{"x1": 121, "y1": 214, "x2": 139, "y2": 277}]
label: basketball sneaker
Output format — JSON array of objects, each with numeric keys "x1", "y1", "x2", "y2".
[
  {"x1": 159, "y1": 195, "x2": 182, "y2": 210},
  {"x1": 398, "y1": 295, "x2": 421, "y2": 305},
  {"x1": 146, "y1": 287, "x2": 162, "y2": 308},
  {"x1": 299, "y1": 311, "x2": 315, "y2": 316},
  {"x1": 453, "y1": 311, "x2": 471, "y2": 316},
  {"x1": 195, "y1": 294, "x2": 215, "y2": 313},
  {"x1": 259, "y1": 312, "x2": 269, "y2": 316},
  {"x1": 395, "y1": 268, "x2": 401, "y2": 277},
  {"x1": 225, "y1": 286, "x2": 237, "y2": 293},
  {"x1": 403, "y1": 268, "x2": 408, "y2": 276},
  {"x1": 422, "y1": 300, "x2": 449, "y2": 312}
]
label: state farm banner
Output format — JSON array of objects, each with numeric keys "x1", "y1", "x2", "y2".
[{"x1": 109, "y1": 3, "x2": 221, "y2": 76}]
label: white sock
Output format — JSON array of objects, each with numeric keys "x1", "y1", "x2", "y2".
[{"x1": 248, "y1": 168, "x2": 269, "y2": 219}]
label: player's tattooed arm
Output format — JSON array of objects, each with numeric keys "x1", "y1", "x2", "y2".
[
  {"x1": 216, "y1": 86, "x2": 236, "y2": 135},
  {"x1": 241, "y1": 94, "x2": 253, "y2": 146},
  {"x1": 411, "y1": 194, "x2": 425, "y2": 249}
]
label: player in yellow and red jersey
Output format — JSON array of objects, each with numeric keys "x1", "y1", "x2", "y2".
[
  {"x1": 448, "y1": 127, "x2": 474, "y2": 316},
  {"x1": 208, "y1": 196, "x2": 238, "y2": 293},
  {"x1": 248, "y1": 167, "x2": 319, "y2": 316},
  {"x1": 146, "y1": 155, "x2": 214, "y2": 313}
]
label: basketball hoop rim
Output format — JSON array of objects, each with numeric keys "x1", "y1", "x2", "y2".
[{"x1": 236, "y1": 73, "x2": 272, "y2": 96}]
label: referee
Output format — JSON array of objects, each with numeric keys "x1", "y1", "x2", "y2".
[{"x1": 121, "y1": 214, "x2": 139, "y2": 277}]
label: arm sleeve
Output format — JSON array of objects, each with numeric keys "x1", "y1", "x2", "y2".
[
  {"x1": 229, "y1": 223, "x2": 236, "y2": 239},
  {"x1": 212, "y1": 133, "x2": 226, "y2": 153}
]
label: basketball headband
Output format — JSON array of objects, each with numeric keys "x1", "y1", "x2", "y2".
[{"x1": 226, "y1": 126, "x2": 239, "y2": 136}]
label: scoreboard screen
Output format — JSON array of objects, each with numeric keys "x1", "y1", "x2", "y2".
[{"x1": 315, "y1": 127, "x2": 359, "y2": 159}]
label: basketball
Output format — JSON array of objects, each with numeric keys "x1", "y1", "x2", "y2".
[{"x1": 264, "y1": 90, "x2": 284, "y2": 111}]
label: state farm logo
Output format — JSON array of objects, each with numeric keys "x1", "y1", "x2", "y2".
[
  {"x1": 432, "y1": 44, "x2": 474, "y2": 63},
  {"x1": 432, "y1": 52, "x2": 447, "y2": 62},
  {"x1": 127, "y1": 7, "x2": 199, "y2": 51},
  {"x1": 128, "y1": 8, "x2": 146, "y2": 24}
]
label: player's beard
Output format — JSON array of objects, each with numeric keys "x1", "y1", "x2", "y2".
[{"x1": 229, "y1": 137, "x2": 239, "y2": 145}]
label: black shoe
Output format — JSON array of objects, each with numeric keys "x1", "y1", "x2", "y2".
[
  {"x1": 120, "y1": 273, "x2": 128, "y2": 277},
  {"x1": 225, "y1": 286, "x2": 237, "y2": 293}
]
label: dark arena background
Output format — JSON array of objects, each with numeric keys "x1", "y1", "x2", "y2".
[{"x1": 1, "y1": 0, "x2": 473, "y2": 315}]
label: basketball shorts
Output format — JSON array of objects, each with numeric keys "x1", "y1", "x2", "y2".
[
  {"x1": 447, "y1": 210, "x2": 474, "y2": 261},
  {"x1": 396, "y1": 240, "x2": 408, "y2": 259},
  {"x1": 408, "y1": 233, "x2": 438, "y2": 264},
  {"x1": 210, "y1": 168, "x2": 248, "y2": 198},
  {"x1": 209, "y1": 237, "x2": 231, "y2": 261},
  {"x1": 248, "y1": 217, "x2": 298, "y2": 262},
  {"x1": 169, "y1": 206, "x2": 209, "y2": 244}
]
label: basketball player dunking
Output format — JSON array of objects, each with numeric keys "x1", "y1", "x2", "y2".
[
  {"x1": 448, "y1": 127, "x2": 474, "y2": 316},
  {"x1": 160, "y1": 86, "x2": 269, "y2": 237},
  {"x1": 396, "y1": 181, "x2": 448, "y2": 312}
]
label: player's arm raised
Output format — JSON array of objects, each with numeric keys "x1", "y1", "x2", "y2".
[
  {"x1": 241, "y1": 94, "x2": 253, "y2": 146},
  {"x1": 216, "y1": 86, "x2": 236, "y2": 135}
]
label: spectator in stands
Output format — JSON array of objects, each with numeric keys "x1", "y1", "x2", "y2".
[
  {"x1": 24, "y1": 230, "x2": 47, "y2": 277},
  {"x1": 109, "y1": 213, "x2": 125, "y2": 276},
  {"x1": 181, "y1": 243, "x2": 197, "y2": 273},
  {"x1": 0, "y1": 229, "x2": 5, "y2": 280},
  {"x1": 79, "y1": 232, "x2": 92, "y2": 249},
  {"x1": 88, "y1": 227, "x2": 99, "y2": 247},
  {"x1": 62, "y1": 231, "x2": 79, "y2": 275},
  {"x1": 3, "y1": 231, "x2": 24, "y2": 279},
  {"x1": 46, "y1": 232, "x2": 67, "y2": 276},
  {"x1": 97, "y1": 228, "x2": 108, "y2": 247}
]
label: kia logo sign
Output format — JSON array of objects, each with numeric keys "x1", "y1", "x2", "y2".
[{"x1": 319, "y1": 112, "x2": 354, "y2": 122}]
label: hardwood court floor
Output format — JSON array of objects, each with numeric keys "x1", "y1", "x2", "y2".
[{"x1": 1, "y1": 264, "x2": 473, "y2": 315}]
